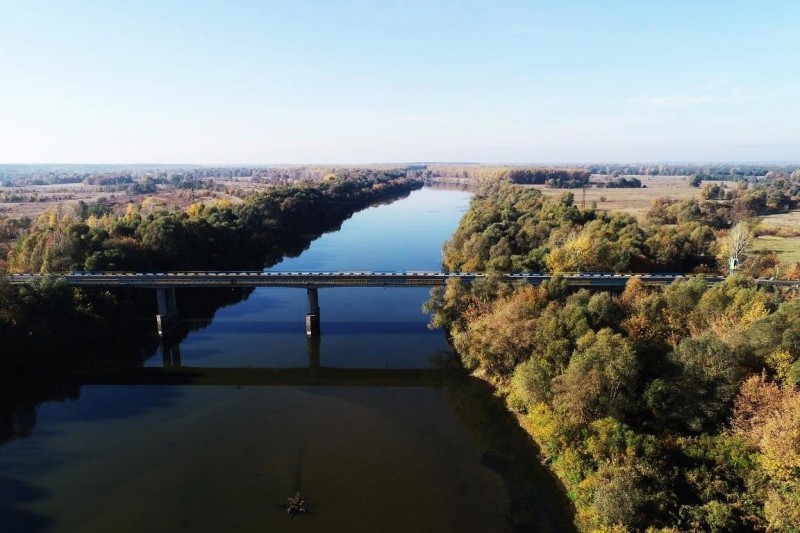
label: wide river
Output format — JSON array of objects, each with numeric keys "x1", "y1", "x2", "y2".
[{"x1": 0, "y1": 186, "x2": 573, "y2": 532}]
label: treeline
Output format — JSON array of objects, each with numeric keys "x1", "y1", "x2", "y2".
[
  {"x1": 649, "y1": 178, "x2": 800, "y2": 230},
  {"x1": 587, "y1": 164, "x2": 800, "y2": 179},
  {"x1": 598, "y1": 176, "x2": 642, "y2": 188},
  {"x1": 410, "y1": 164, "x2": 800, "y2": 187},
  {"x1": 0, "y1": 192, "x2": 73, "y2": 203},
  {"x1": 426, "y1": 274, "x2": 800, "y2": 531},
  {"x1": 6, "y1": 163, "x2": 799, "y2": 189},
  {"x1": 442, "y1": 178, "x2": 800, "y2": 275},
  {"x1": 0, "y1": 164, "x2": 200, "y2": 187},
  {"x1": 1, "y1": 164, "x2": 413, "y2": 188},
  {"x1": 8, "y1": 170, "x2": 420, "y2": 273},
  {"x1": 8, "y1": 163, "x2": 798, "y2": 191},
  {"x1": 441, "y1": 182, "x2": 719, "y2": 274},
  {"x1": 412, "y1": 166, "x2": 590, "y2": 188},
  {"x1": 501, "y1": 168, "x2": 590, "y2": 188}
]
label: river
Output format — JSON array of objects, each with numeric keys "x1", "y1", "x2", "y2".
[{"x1": 0, "y1": 186, "x2": 574, "y2": 532}]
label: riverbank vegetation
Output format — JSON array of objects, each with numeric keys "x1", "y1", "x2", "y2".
[
  {"x1": 7, "y1": 169, "x2": 419, "y2": 273},
  {"x1": 0, "y1": 170, "x2": 422, "y2": 370},
  {"x1": 441, "y1": 178, "x2": 800, "y2": 276},
  {"x1": 426, "y1": 180, "x2": 800, "y2": 531}
]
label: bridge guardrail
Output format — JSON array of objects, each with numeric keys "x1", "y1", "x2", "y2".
[{"x1": 2, "y1": 271, "x2": 765, "y2": 289}]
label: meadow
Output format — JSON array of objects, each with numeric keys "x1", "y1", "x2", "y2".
[{"x1": 532, "y1": 176, "x2": 716, "y2": 217}]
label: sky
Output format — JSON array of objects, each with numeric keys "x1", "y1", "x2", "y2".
[{"x1": 0, "y1": 0, "x2": 798, "y2": 164}]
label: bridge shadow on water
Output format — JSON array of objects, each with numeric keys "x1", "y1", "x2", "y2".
[
  {"x1": 0, "y1": 477, "x2": 54, "y2": 533},
  {"x1": 0, "y1": 333, "x2": 576, "y2": 533},
  {"x1": 96, "y1": 337, "x2": 577, "y2": 532},
  {"x1": 190, "y1": 319, "x2": 437, "y2": 336},
  {"x1": 90, "y1": 335, "x2": 457, "y2": 388}
]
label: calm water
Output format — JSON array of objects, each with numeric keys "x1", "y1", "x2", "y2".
[
  {"x1": 146, "y1": 186, "x2": 469, "y2": 369},
  {"x1": 0, "y1": 187, "x2": 573, "y2": 532}
]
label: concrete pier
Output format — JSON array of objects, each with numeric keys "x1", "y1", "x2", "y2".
[
  {"x1": 307, "y1": 336, "x2": 321, "y2": 373},
  {"x1": 156, "y1": 287, "x2": 179, "y2": 336},
  {"x1": 305, "y1": 287, "x2": 320, "y2": 336},
  {"x1": 161, "y1": 341, "x2": 182, "y2": 368}
]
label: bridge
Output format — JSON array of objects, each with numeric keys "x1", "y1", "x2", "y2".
[{"x1": 6, "y1": 271, "x2": 794, "y2": 336}]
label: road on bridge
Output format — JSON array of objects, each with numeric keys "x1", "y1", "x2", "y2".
[{"x1": 4, "y1": 270, "x2": 745, "y2": 288}]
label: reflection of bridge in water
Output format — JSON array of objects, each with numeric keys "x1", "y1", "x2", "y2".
[
  {"x1": 157, "y1": 336, "x2": 324, "y2": 371},
  {"x1": 8, "y1": 271, "x2": 796, "y2": 337},
  {"x1": 80, "y1": 337, "x2": 455, "y2": 388}
]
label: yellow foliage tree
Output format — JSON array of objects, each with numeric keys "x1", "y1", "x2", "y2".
[
  {"x1": 759, "y1": 392, "x2": 800, "y2": 484},
  {"x1": 785, "y1": 262, "x2": 800, "y2": 281},
  {"x1": 732, "y1": 374, "x2": 800, "y2": 532},
  {"x1": 741, "y1": 300, "x2": 769, "y2": 325},
  {"x1": 766, "y1": 349, "x2": 795, "y2": 384},
  {"x1": 186, "y1": 202, "x2": 205, "y2": 219},
  {"x1": 620, "y1": 276, "x2": 648, "y2": 311},
  {"x1": 124, "y1": 203, "x2": 139, "y2": 218},
  {"x1": 546, "y1": 232, "x2": 599, "y2": 273}
]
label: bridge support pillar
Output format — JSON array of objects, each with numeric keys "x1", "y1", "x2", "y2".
[
  {"x1": 305, "y1": 287, "x2": 320, "y2": 336},
  {"x1": 161, "y1": 340, "x2": 182, "y2": 368},
  {"x1": 307, "y1": 336, "x2": 321, "y2": 373},
  {"x1": 156, "y1": 287, "x2": 179, "y2": 337}
]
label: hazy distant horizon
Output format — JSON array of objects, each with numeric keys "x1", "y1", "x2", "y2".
[{"x1": 2, "y1": 159, "x2": 800, "y2": 168}]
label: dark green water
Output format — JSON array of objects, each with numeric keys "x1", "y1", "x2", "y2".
[{"x1": 0, "y1": 186, "x2": 574, "y2": 532}]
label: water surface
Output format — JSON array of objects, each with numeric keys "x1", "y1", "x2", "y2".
[{"x1": 152, "y1": 186, "x2": 471, "y2": 369}]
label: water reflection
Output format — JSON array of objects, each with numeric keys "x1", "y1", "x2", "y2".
[
  {"x1": 307, "y1": 336, "x2": 321, "y2": 373},
  {"x1": 160, "y1": 334, "x2": 322, "y2": 372},
  {"x1": 124, "y1": 335, "x2": 461, "y2": 388},
  {"x1": 161, "y1": 341, "x2": 182, "y2": 368},
  {"x1": 152, "y1": 186, "x2": 472, "y2": 370}
]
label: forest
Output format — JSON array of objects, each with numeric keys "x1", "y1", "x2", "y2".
[
  {"x1": 439, "y1": 175, "x2": 800, "y2": 276},
  {"x1": 0, "y1": 163, "x2": 409, "y2": 187},
  {"x1": 425, "y1": 178, "x2": 800, "y2": 531}
]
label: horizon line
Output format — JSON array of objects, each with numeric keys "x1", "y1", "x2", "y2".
[{"x1": 2, "y1": 160, "x2": 800, "y2": 167}]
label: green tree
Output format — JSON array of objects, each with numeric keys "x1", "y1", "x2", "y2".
[{"x1": 553, "y1": 329, "x2": 639, "y2": 425}]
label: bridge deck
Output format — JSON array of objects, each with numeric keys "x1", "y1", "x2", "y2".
[
  {"x1": 6, "y1": 271, "x2": 797, "y2": 288},
  {"x1": 2, "y1": 271, "x2": 738, "y2": 288}
]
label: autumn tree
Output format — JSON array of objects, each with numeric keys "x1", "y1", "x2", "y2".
[
  {"x1": 552, "y1": 329, "x2": 639, "y2": 425},
  {"x1": 718, "y1": 221, "x2": 753, "y2": 273},
  {"x1": 452, "y1": 285, "x2": 548, "y2": 378}
]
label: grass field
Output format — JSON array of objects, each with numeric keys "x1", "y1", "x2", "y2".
[
  {"x1": 753, "y1": 236, "x2": 800, "y2": 263},
  {"x1": 0, "y1": 179, "x2": 257, "y2": 220},
  {"x1": 531, "y1": 176, "x2": 731, "y2": 218},
  {"x1": 759, "y1": 211, "x2": 800, "y2": 230}
]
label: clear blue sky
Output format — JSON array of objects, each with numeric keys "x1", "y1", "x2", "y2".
[{"x1": 1, "y1": 0, "x2": 798, "y2": 164}]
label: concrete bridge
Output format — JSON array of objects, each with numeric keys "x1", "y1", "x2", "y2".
[{"x1": 6, "y1": 270, "x2": 794, "y2": 336}]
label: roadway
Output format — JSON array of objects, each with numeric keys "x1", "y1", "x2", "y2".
[
  {"x1": 3, "y1": 270, "x2": 733, "y2": 288},
  {"x1": 5, "y1": 271, "x2": 797, "y2": 288}
]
